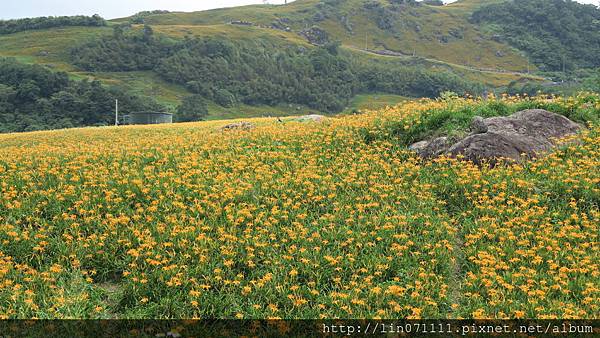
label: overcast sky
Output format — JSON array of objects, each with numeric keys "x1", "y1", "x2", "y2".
[{"x1": 1, "y1": 0, "x2": 598, "y2": 20}]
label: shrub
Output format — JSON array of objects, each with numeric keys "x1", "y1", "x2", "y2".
[{"x1": 176, "y1": 95, "x2": 209, "y2": 122}]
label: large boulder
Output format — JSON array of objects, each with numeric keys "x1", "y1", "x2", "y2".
[
  {"x1": 470, "y1": 116, "x2": 488, "y2": 134},
  {"x1": 411, "y1": 137, "x2": 451, "y2": 159},
  {"x1": 408, "y1": 140, "x2": 429, "y2": 153},
  {"x1": 446, "y1": 132, "x2": 538, "y2": 164},
  {"x1": 410, "y1": 109, "x2": 582, "y2": 165},
  {"x1": 481, "y1": 109, "x2": 581, "y2": 141}
]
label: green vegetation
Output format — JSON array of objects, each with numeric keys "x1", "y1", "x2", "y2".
[
  {"x1": 366, "y1": 92, "x2": 600, "y2": 146},
  {"x1": 584, "y1": 70, "x2": 600, "y2": 93},
  {"x1": 129, "y1": 10, "x2": 171, "y2": 24},
  {"x1": 134, "y1": 0, "x2": 531, "y2": 72},
  {"x1": 0, "y1": 0, "x2": 554, "y2": 129},
  {"x1": 502, "y1": 67, "x2": 600, "y2": 97},
  {"x1": 71, "y1": 29, "x2": 480, "y2": 114},
  {"x1": 176, "y1": 95, "x2": 209, "y2": 122},
  {"x1": 472, "y1": 0, "x2": 600, "y2": 71},
  {"x1": 348, "y1": 93, "x2": 408, "y2": 111},
  {"x1": 70, "y1": 25, "x2": 171, "y2": 72},
  {"x1": 0, "y1": 15, "x2": 106, "y2": 35},
  {"x1": 0, "y1": 58, "x2": 163, "y2": 133}
]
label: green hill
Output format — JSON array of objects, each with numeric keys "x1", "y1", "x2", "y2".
[
  {"x1": 125, "y1": 0, "x2": 528, "y2": 71},
  {"x1": 471, "y1": 0, "x2": 600, "y2": 71},
  {"x1": 0, "y1": 0, "x2": 597, "y2": 133}
]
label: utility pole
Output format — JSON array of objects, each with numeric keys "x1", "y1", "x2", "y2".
[
  {"x1": 115, "y1": 99, "x2": 119, "y2": 126},
  {"x1": 365, "y1": 32, "x2": 368, "y2": 50}
]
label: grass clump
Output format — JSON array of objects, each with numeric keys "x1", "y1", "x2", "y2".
[{"x1": 369, "y1": 92, "x2": 600, "y2": 146}]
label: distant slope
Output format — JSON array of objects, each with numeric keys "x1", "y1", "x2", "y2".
[
  {"x1": 471, "y1": 0, "x2": 600, "y2": 71},
  {"x1": 0, "y1": 15, "x2": 106, "y2": 35},
  {"x1": 0, "y1": 57, "x2": 163, "y2": 133},
  {"x1": 0, "y1": 0, "x2": 574, "y2": 131},
  {"x1": 0, "y1": 1, "x2": 546, "y2": 91},
  {"x1": 124, "y1": 0, "x2": 528, "y2": 72}
]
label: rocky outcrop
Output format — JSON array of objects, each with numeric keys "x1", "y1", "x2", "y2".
[
  {"x1": 470, "y1": 116, "x2": 488, "y2": 134},
  {"x1": 409, "y1": 109, "x2": 582, "y2": 165},
  {"x1": 220, "y1": 121, "x2": 255, "y2": 131},
  {"x1": 300, "y1": 26, "x2": 329, "y2": 45},
  {"x1": 409, "y1": 137, "x2": 450, "y2": 158},
  {"x1": 408, "y1": 140, "x2": 428, "y2": 152}
]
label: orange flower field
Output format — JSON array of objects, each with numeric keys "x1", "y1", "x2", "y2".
[{"x1": 0, "y1": 94, "x2": 598, "y2": 319}]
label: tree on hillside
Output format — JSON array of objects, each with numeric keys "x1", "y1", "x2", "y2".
[
  {"x1": 0, "y1": 15, "x2": 106, "y2": 35},
  {"x1": 584, "y1": 69, "x2": 600, "y2": 92},
  {"x1": 176, "y1": 95, "x2": 209, "y2": 122},
  {"x1": 0, "y1": 84, "x2": 16, "y2": 112},
  {"x1": 0, "y1": 57, "x2": 165, "y2": 133},
  {"x1": 71, "y1": 33, "x2": 479, "y2": 114},
  {"x1": 471, "y1": 0, "x2": 600, "y2": 71},
  {"x1": 214, "y1": 89, "x2": 236, "y2": 108},
  {"x1": 143, "y1": 25, "x2": 154, "y2": 42}
]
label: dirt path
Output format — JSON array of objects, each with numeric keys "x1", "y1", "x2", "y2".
[{"x1": 347, "y1": 46, "x2": 549, "y2": 81}]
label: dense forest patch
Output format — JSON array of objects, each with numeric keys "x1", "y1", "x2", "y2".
[
  {"x1": 471, "y1": 0, "x2": 600, "y2": 71},
  {"x1": 0, "y1": 15, "x2": 106, "y2": 35},
  {"x1": 70, "y1": 27, "x2": 480, "y2": 113},
  {"x1": 0, "y1": 58, "x2": 163, "y2": 133}
]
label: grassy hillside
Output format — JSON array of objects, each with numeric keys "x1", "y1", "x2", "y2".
[
  {"x1": 0, "y1": 0, "x2": 551, "y2": 124},
  {"x1": 132, "y1": 0, "x2": 530, "y2": 71},
  {"x1": 0, "y1": 93, "x2": 598, "y2": 318}
]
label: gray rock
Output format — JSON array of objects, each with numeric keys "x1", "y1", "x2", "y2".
[
  {"x1": 410, "y1": 137, "x2": 450, "y2": 158},
  {"x1": 220, "y1": 121, "x2": 255, "y2": 131},
  {"x1": 300, "y1": 27, "x2": 329, "y2": 45},
  {"x1": 446, "y1": 132, "x2": 534, "y2": 165},
  {"x1": 421, "y1": 137, "x2": 450, "y2": 158},
  {"x1": 409, "y1": 141, "x2": 429, "y2": 152},
  {"x1": 446, "y1": 109, "x2": 582, "y2": 165},
  {"x1": 485, "y1": 109, "x2": 581, "y2": 140},
  {"x1": 470, "y1": 116, "x2": 488, "y2": 134}
]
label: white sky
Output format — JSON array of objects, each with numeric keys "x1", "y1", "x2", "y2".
[{"x1": 1, "y1": 0, "x2": 598, "y2": 20}]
